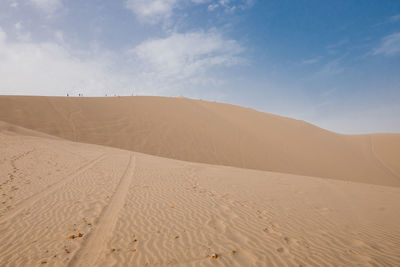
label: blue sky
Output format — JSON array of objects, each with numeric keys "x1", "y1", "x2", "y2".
[{"x1": 0, "y1": 0, "x2": 399, "y2": 133}]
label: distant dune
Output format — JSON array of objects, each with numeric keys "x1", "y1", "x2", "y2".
[{"x1": 0, "y1": 95, "x2": 399, "y2": 186}]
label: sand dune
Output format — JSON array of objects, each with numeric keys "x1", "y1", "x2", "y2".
[
  {"x1": 0, "y1": 96, "x2": 400, "y2": 186},
  {"x1": 0, "y1": 95, "x2": 399, "y2": 187},
  {"x1": 0, "y1": 133, "x2": 399, "y2": 266},
  {"x1": 0, "y1": 120, "x2": 62, "y2": 140}
]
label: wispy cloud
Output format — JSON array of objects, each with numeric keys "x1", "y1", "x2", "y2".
[
  {"x1": 373, "y1": 32, "x2": 400, "y2": 56},
  {"x1": 0, "y1": 27, "x2": 131, "y2": 96},
  {"x1": 29, "y1": 0, "x2": 62, "y2": 13},
  {"x1": 300, "y1": 56, "x2": 322, "y2": 65},
  {"x1": 191, "y1": 0, "x2": 212, "y2": 3},
  {"x1": 316, "y1": 58, "x2": 344, "y2": 77},
  {"x1": 14, "y1": 22, "x2": 32, "y2": 42},
  {"x1": 131, "y1": 30, "x2": 243, "y2": 75},
  {"x1": 0, "y1": 26, "x2": 245, "y2": 96},
  {"x1": 125, "y1": 0, "x2": 254, "y2": 24},
  {"x1": 208, "y1": 3, "x2": 218, "y2": 11},
  {"x1": 125, "y1": 0, "x2": 178, "y2": 24},
  {"x1": 9, "y1": 0, "x2": 18, "y2": 8},
  {"x1": 205, "y1": 0, "x2": 255, "y2": 13},
  {"x1": 128, "y1": 29, "x2": 244, "y2": 92},
  {"x1": 389, "y1": 14, "x2": 400, "y2": 23},
  {"x1": 0, "y1": 28, "x2": 6, "y2": 42},
  {"x1": 372, "y1": 13, "x2": 400, "y2": 27},
  {"x1": 326, "y1": 39, "x2": 348, "y2": 50}
]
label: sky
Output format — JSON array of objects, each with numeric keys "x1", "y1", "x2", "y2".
[{"x1": 0, "y1": 0, "x2": 399, "y2": 134}]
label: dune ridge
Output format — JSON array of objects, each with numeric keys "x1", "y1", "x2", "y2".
[{"x1": 0, "y1": 95, "x2": 399, "y2": 186}]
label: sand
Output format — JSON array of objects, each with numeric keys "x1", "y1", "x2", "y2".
[
  {"x1": 0, "y1": 96, "x2": 400, "y2": 266},
  {"x1": 0, "y1": 95, "x2": 399, "y2": 187},
  {"x1": 0, "y1": 132, "x2": 399, "y2": 266}
]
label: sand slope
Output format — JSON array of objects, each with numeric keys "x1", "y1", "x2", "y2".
[
  {"x1": 0, "y1": 120, "x2": 62, "y2": 140},
  {"x1": 0, "y1": 133, "x2": 399, "y2": 266},
  {"x1": 0, "y1": 95, "x2": 399, "y2": 187}
]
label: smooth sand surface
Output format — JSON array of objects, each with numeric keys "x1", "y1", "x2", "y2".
[
  {"x1": 1, "y1": 132, "x2": 400, "y2": 266},
  {"x1": 0, "y1": 95, "x2": 399, "y2": 187},
  {"x1": 0, "y1": 120, "x2": 62, "y2": 140}
]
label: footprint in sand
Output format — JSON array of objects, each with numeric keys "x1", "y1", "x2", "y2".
[
  {"x1": 276, "y1": 247, "x2": 288, "y2": 254},
  {"x1": 284, "y1": 236, "x2": 298, "y2": 246},
  {"x1": 263, "y1": 226, "x2": 282, "y2": 236},
  {"x1": 271, "y1": 222, "x2": 280, "y2": 228}
]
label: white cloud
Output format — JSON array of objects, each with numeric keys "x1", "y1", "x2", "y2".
[
  {"x1": 29, "y1": 0, "x2": 62, "y2": 13},
  {"x1": 9, "y1": 0, "x2": 18, "y2": 8},
  {"x1": 125, "y1": 0, "x2": 178, "y2": 24},
  {"x1": 54, "y1": 30, "x2": 64, "y2": 42},
  {"x1": 373, "y1": 32, "x2": 400, "y2": 56},
  {"x1": 16, "y1": 31, "x2": 32, "y2": 42},
  {"x1": 191, "y1": 0, "x2": 211, "y2": 3},
  {"x1": 131, "y1": 30, "x2": 243, "y2": 80},
  {"x1": 216, "y1": 0, "x2": 254, "y2": 12},
  {"x1": 124, "y1": 30, "x2": 244, "y2": 94},
  {"x1": 125, "y1": 0, "x2": 254, "y2": 23},
  {"x1": 0, "y1": 28, "x2": 7, "y2": 43},
  {"x1": 14, "y1": 22, "x2": 22, "y2": 30},
  {"x1": 0, "y1": 27, "x2": 130, "y2": 96},
  {"x1": 14, "y1": 22, "x2": 32, "y2": 42},
  {"x1": 0, "y1": 27, "x2": 245, "y2": 97},
  {"x1": 208, "y1": 3, "x2": 219, "y2": 11}
]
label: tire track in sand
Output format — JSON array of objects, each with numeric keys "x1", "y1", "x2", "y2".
[
  {"x1": 69, "y1": 153, "x2": 136, "y2": 267},
  {"x1": 0, "y1": 153, "x2": 106, "y2": 224},
  {"x1": 369, "y1": 136, "x2": 400, "y2": 181}
]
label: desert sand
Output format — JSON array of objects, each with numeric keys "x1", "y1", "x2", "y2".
[
  {"x1": 0, "y1": 95, "x2": 399, "y2": 187},
  {"x1": 0, "y1": 96, "x2": 400, "y2": 266}
]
